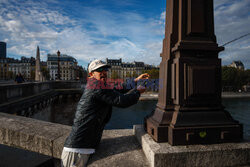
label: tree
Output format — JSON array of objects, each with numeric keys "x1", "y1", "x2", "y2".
[
  {"x1": 221, "y1": 66, "x2": 249, "y2": 91},
  {"x1": 41, "y1": 67, "x2": 50, "y2": 80},
  {"x1": 142, "y1": 68, "x2": 159, "y2": 79},
  {"x1": 30, "y1": 70, "x2": 35, "y2": 80},
  {"x1": 244, "y1": 69, "x2": 250, "y2": 84}
]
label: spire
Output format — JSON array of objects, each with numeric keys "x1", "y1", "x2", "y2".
[
  {"x1": 36, "y1": 46, "x2": 40, "y2": 59},
  {"x1": 35, "y1": 45, "x2": 42, "y2": 81}
]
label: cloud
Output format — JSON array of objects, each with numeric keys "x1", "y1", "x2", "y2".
[
  {"x1": 214, "y1": 0, "x2": 250, "y2": 68},
  {"x1": 1, "y1": 0, "x2": 248, "y2": 69},
  {"x1": 0, "y1": 0, "x2": 165, "y2": 67}
]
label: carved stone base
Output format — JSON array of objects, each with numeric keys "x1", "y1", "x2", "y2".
[
  {"x1": 146, "y1": 117, "x2": 169, "y2": 142},
  {"x1": 145, "y1": 107, "x2": 173, "y2": 142},
  {"x1": 168, "y1": 124, "x2": 243, "y2": 146}
]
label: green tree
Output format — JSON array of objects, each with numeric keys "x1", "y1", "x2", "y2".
[
  {"x1": 142, "y1": 68, "x2": 159, "y2": 79},
  {"x1": 41, "y1": 67, "x2": 50, "y2": 80},
  {"x1": 244, "y1": 69, "x2": 250, "y2": 84},
  {"x1": 30, "y1": 71, "x2": 35, "y2": 80},
  {"x1": 221, "y1": 66, "x2": 249, "y2": 91}
]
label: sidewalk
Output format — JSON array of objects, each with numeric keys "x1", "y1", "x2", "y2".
[{"x1": 88, "y1": 129, "x2": 149, "y2": 167}]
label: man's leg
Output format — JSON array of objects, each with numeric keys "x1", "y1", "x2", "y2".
[{"x1": 61, "y1": 149, "x2": 90, "y2": 167}]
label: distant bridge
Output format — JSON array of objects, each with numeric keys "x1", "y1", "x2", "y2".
[{"x1": 0, "y1": 81, "x2": 84, "y2": 115}]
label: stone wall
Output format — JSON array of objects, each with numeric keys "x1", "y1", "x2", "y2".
[{"x1": 0, "y1": 112, "x2": 71, "y2": 159}]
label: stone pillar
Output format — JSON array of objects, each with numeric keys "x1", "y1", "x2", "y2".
[
  {"x1": 35, "y1": 46, "x2": 43, "y2": 82},
  {"x1": 145, "y1": 0, "x2": 243, "y2": 145}
]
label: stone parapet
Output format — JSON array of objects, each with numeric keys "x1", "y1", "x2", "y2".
[
  {"x1": 0, "y1": 113, "x2": 150, "y2": 166},
  {"x1": 0, "y1": 112, "x2": 71, "y2": 159},
  {"x1": 134, "y1": 124, "x2": 250, "y2": 167},
  {"x1": 0, "y1": 81, "x2": 82, "y2": 104}
]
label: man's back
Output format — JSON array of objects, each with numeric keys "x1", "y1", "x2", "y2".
[{"x1": 64, "y1": 79, "x2": 140, "y2": 149}]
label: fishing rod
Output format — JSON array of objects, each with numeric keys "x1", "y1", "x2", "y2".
[{"x1": 221, "y1": 32, "x2": 250, "y2": 47}]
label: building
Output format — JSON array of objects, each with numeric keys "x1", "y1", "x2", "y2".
[
  {"x1": 7, "y1": 57, "x2": 36, "y2": 80},
  {"x1": 229, "y1": 61, "x2": 244, "y2": 70},
  {"x1": 47, "y1": 54, "x2": 78, "y2": 80},
  {"x1": 0, "y1": 42, "x2": 6, "y2": 59},
  {"x1": 0, "y1": 58, "x2": 8, "y2": 79},
  {"x1": 105, "y1": 58, "x2": 157, "y2": 79}
]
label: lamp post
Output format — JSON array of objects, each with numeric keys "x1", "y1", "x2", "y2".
[
  {"x1": 57, "y1": 50, "x2": 61, "y2": 80},
  {"x1": 145, "y1": 0, "x2": 242, "y2": 145}
]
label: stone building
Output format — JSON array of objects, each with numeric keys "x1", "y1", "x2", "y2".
[
  {"x1": 47, "y1": 54, "x2": 78, "y2": 80},
  {"x1": 229, "y1": 61, "x2": 244, "y2": 70},
  {"x1": 105, "y1": 58, "x2": 156, "y2": 79},
  {"x1": 0, "y1": 58, "x2": 8, "y2": 79},
  {"x1": 7, "y1": 57, "x2": 36, "y2": 80}
]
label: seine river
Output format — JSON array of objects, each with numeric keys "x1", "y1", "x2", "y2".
[{"x1": 31, "y1": 97, "x2": 250, "y2": 139}]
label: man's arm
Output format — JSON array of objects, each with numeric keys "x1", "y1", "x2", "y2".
[
  {"x1": 114, "y1": 73, "x2": 150, "y2": 93},
  {"x1": 96, "y1": 88, "x2": 141, "y2": 108}
]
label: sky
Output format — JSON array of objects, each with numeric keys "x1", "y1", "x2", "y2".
[{"x1": 0, "y1": 0, "x2": 249, "y2": 69}]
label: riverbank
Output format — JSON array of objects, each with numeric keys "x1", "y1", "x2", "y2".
[{"x1": 139, "y1": 92, "x2": 250, "y2": 100}]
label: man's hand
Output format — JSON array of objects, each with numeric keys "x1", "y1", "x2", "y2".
[
  {"x1": 134, "y1": 73, "x2": 150, "y2": 82},
  {"x1": 137, "y1": 85, "x2": 146, "y2": 94}
]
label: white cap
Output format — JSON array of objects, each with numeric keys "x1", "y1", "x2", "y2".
[{"x1": 88, "y1": 59, "x2": 111, "y2": 73}]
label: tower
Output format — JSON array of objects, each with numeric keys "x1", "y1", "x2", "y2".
[
  {"x1": 35, "y1": 46, "x2": 43, "y2": 81},
  {"x1": 0, "y1": 42, "x2": 6, "y2": 59}
]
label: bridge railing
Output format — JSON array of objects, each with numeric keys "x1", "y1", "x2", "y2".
[{"x1": 0, "y1": 81, "x2": 82, "y2": 104}]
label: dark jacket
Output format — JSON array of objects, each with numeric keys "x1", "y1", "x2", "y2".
[{"x1": 64, "y1": 78, "x2": 140, "y2": 149}]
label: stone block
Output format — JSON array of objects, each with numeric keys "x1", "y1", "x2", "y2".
[
  {"x1": 134, "y1": 125, "x2": 250, "y2": 167},
  {"x1": 0, "y1": 113, "x2": 71, "y2": 157},
  {"x1": 53, "y1": 128, "x2": 71, "y2": 159}
]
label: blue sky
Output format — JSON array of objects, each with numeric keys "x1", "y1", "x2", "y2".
[{"x1": 0, "y1": 0, "x2": 249, "y2": 69}]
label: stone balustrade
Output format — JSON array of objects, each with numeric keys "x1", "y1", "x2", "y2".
[{"x1": 0, "y1": 81, "x2": 82, "y2": 104}]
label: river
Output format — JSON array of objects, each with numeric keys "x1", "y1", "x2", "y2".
[{"x1": 30, "y1": 97, "x2": 250, "y2": 139}]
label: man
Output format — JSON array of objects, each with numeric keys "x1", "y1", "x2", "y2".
[
  {"x1": 61, "y1": 59, "x2": 149, "y2": 167},
  {"x1": 15, "y1": 73, "x2": 25, "y2": 83}
]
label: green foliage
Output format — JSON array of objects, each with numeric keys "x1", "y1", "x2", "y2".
[
  {"x1": 78, "y1": 67, "x2": 88, "y2": 82},
  {"x1": 142, "y1": 68, "x2": 159, "y2": 79},
  {"x1": 31, "y1": 70, "x2": 35, "y2": 80},
  {"x1": 41, "y1": 67, "x2": 50, "y2": 80},
  {"x1": 222, "y1": 66, "x2": 250, "y2": 91}
]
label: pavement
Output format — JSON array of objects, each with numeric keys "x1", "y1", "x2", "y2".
[{"x1": 88, "y1": 129, "x2": 149, "y2": 167}]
